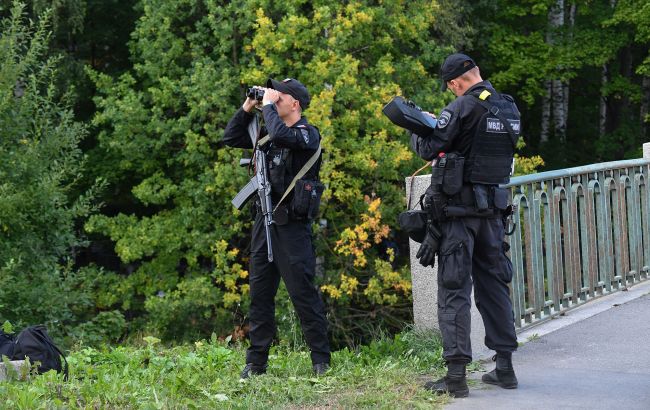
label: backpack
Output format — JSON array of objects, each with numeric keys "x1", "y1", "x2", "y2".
[
  {"x1": 0, "y1": 330, "x2": 15, "y2": 358},
  {"x1": 11, "y1": 325, "x2": 68, "y2": 380}
]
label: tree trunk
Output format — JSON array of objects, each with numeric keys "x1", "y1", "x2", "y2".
[
  {"x1": 561, "y1": 3, "x2": 576, "y2": 141},
  {"x1": 600, "y1": 1, "x2": 617, "y2": 139},
  {"x1": 600, "y1": 64, "x2": 608, "y2": 139},
  {"x1": 541, "y1": 80, "x2": 551, "y2": 143},
  {"x1": 544, "y1": 0, "x2": 566, "y2": 142},
  {"x1": 641, "y1": 76, "x2": 650, "y2": 139},
  {"x1": 552, "y1": 79, "x2": 566, "y2": 141}
]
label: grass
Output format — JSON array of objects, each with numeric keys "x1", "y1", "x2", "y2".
[{"x1": 0, "y1": 329, "x2": 452, "y2": 409}]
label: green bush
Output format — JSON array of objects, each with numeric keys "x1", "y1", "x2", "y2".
[
  {"x1": 0, "y1": 2, "x2": 106, "y2": 344},
  {"x1": 84, "y1": 0, "x2": 462, "y2": 345}
]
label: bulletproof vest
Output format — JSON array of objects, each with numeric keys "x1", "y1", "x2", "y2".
[
  {"x1": 266, "y1": 125, "x2": 322, "y2": 202},
  {"x1": 267, "y1": 147, "x2": 292, "y2": 202},
  {"x1": 464, "y1": 90, "x2": 520, "y2": 185}
]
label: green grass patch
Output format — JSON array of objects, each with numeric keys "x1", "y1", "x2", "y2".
[{"x1": 0, "y1": 329, "x2": 451, "y2": 409}]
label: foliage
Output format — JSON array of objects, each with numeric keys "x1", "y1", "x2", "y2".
[
  {"x1": 0, "y1": 330, "x2": 448, "y2": 409},
  {"x1": 83, "y1": 0, "x2": 261, "y2": 341},
  {"x1": 82, "y1": 0, "x2": 466, "y2": 345},
  {"x1": 466, "y1": 0, "x2": 649, "y2": 168},
  {"x1": 0, "y1": 2, "x2": 112, "y2": 343},
  {"x1": 514, "y1": 138, "x2": 545, "y2": 176},
  {"x1": 0, "y1": 0, "x2": 139, "y2": 121}
]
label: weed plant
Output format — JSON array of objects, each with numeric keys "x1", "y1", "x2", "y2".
[{"x1": 0, "y1": 329, "x2": 450, "y2": 409}]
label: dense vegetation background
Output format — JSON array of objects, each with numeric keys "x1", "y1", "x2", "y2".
[{"x1": 1, "y1": 0, "x2": 648, "y2": 349}]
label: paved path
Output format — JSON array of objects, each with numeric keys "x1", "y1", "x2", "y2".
[{"x1": 447, "y1": 281, "x2": 650, "y2": 410}]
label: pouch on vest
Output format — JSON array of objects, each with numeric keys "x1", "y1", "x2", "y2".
[
  {"x1": 291, "y1": 179, "x2": 324, "y2": 220},
  {"x1": 268, "y1": 148, "x2": 291, "y2": 196},
  {"x1": 442, "y1": 153, "x2": 465, "y2": 196},
  {"x1": 493, "y1": 187, "x2": 509, "y2": 211},
  {"x1": 473, "y1": 184, "x2": 489, "y2": 211}
]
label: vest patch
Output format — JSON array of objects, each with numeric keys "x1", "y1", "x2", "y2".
[
  {"x1": 437, "y1": 110, "x2": 452, "y2": 129},
  {"x1": 486, "y1": 118, "x2": 520, "y2": 133}
]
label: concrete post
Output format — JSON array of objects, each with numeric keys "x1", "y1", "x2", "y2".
[
  {"x1": 0, "y1": 360, "x2": 29, "y2": 381},
  {"x1": 406, "y1": 175, "x2": 492, "y2": 359},
  {"x1": 644, "y1": 142, "x2": 650, "y2": 159}
]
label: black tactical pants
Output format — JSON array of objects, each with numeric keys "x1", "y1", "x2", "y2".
[
  {"x1": 246, "y1": 210, "x2": 330, "y2": 366},
  {"x1": 436, "y1": 216, "x2": 518, "y2": 364}
]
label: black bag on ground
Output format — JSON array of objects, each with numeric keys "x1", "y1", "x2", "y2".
[
  {"x1": 0, "y1": 330, "x2": 15, "y2": 358},
  {"x1": 11, "y1": 325, "x2": 68, "y2": 379}
]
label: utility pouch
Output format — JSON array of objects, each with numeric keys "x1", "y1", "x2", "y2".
[
  {"x1": 424, "y1": 183, "x2": 448, "y2": 221},
  {"x1": 273, "y1": 205, "x2": 289, "y2": 225},
  {"x1": 442, "y1": 153, "x2": 465, "y2": 196},
  {"x1": 398, "y1": 210, "x2": 428, "y2": 243},
  {"x1": 473, "y1": 184, "x2": 489, "y2": 211},
  {"x1": 291, "y1": 179, "x2": 325, "y2": 220},
  {"x1": 268, "y1": 148, "x2": 290, "y2": 195},
  {"x1": 493, "y1": 187, "x2": 509, "y2": 211}
]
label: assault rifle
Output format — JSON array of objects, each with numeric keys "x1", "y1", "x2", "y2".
[{"x1": 231, "y1": 113, "x2": 274, "y2": 262}]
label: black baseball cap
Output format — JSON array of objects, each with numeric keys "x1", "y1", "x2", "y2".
[
  {"x1": 267, "y1": 78, "x2": 311, "y2": 109},
  {"x1": 440, "y1": 53, "x2": 476, "y2": 91}
]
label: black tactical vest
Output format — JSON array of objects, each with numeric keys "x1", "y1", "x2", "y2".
[
  {"x1": 464, "y1": 90, "x2": 520, "y2": 185},
  {"x1": 267, "y1": 147, "x2": 292, "y2": 202},
  {"x1": 266, "y1": 125, "x2": 322, "y2": 203}
]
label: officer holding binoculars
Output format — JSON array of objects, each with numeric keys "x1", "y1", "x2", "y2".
[{"x1": 223, "y1": 78, "x2": 330, "y2": 378}]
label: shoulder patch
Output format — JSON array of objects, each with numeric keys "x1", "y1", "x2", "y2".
[
  {"x1": 300, "y1": 128, "x2": 310, "y2": 144},
  {"x1": 437, "y1": 110, "x2": 453, "y2": 129}
]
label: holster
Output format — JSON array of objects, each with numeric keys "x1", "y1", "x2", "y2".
[{"x1": 445, "y1": 185, "x2": 511, "y2": 219}]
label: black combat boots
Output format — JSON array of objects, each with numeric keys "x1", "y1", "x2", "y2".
[
  {"x1": 482, "y1": 351, "x2": 518, "y2": 389},
  {"x1": 240, "y1": 363, "x2": 267, "y2": 379},
  {"x1": 423, "y1": 362, "x2": 469, "y2": 398}
]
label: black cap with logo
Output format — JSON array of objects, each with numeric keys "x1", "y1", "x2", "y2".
[
  {"x1": 439, "y1": 53, "x2": 476, "y2": 91},
  {"x1": 267, "y1": 78, "x2": 311, "y2": 110}
]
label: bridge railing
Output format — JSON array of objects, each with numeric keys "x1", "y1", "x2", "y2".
[{"x1": 504, "y1": 157, "x2": 650, "y2": 329}]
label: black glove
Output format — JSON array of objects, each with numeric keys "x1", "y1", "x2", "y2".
[{"x1": 415, "y1": 223, "x2": 441, "y2": 267}]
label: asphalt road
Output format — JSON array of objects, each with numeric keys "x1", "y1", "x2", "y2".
[{"x1": 446, "y1": 287, "x2": 650, "y2": 410}]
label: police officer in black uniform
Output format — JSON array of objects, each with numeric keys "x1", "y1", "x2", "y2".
[
  {"x1": 223, "y1": 78, "x2": 330, "y2": 378},
  {"x1": 411, "y1": 54, "x2": 520, "y2": 397}
]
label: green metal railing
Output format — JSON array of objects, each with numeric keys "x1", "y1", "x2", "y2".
[{"x1": 504, "y1": 159, "x2": 650, "y2": 329}]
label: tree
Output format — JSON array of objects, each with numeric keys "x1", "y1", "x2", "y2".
[
  {"x1": 0, "y1": 2, "x2": 114, "y2": 343},
  {"x1": 85, "y1": 0, "x2": 473, "y2": 344},
  {"x1": 467, "y1": 0, "x2": 647, "y2": 168}
]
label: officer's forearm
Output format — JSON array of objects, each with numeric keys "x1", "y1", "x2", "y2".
[
  {"x1": 411, "y1": 132, "x2": 443, "y2": 161},
  {"x1": 223, "y1": 108, "x2": 255, "y2": 148}
]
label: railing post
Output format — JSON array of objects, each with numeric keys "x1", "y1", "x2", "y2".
[{"x1": 644, "y1": 142, "x2": 650, "y2": 159}]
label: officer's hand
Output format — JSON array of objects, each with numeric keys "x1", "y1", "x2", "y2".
[
  {"x1": 424, "y1": 111, "x2": 437, "y2": 119},
  {"x1": 415, "y1": 224, "x2": 441, "y2": 267},
  {"x1": 262, "y1": 88, "x2": 280, "y2": 106},
  {"x1": 243, "y1": 97, "x2": 257, "y2": 112}
]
